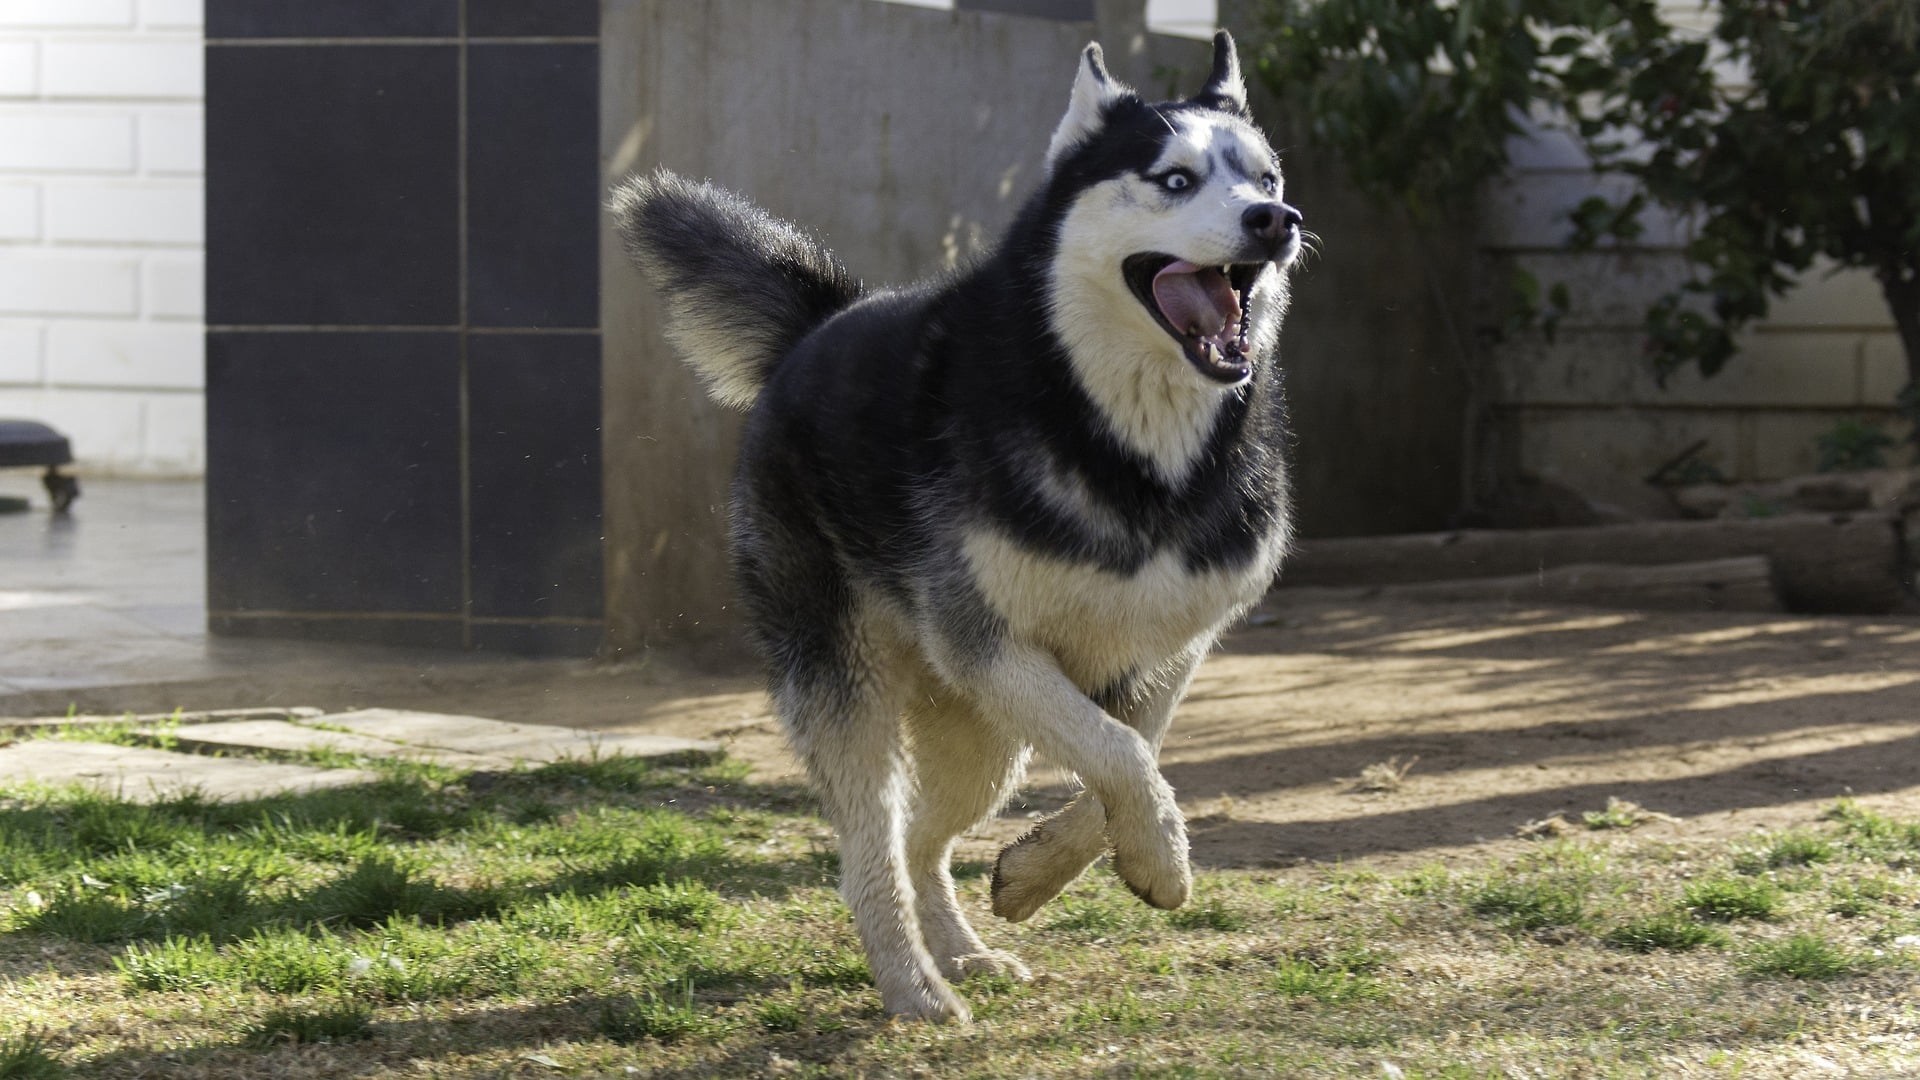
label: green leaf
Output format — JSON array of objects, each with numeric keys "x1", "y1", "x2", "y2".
[
  {"x1": 1243, "y1": 0, "x2": 1920, "y2": 386},
  {"x1": 1510, "y1": 267, "x2": 1541, "y2": 309}
]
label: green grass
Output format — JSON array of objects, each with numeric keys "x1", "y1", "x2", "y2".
[
  {"x1": 1581, "y1": 804, "x2": 1641, "y2": 830},
  {"x1": 40, "y1": 711, "x2": 178, "y2": 752},
  {"x1": 598, "y1": 983, "x2": 719, "y2": 1045},
  {"x1": 1392, "y1": 863, "x2": 1450, "y2": 898},
  {"x1": 1825, "y1": 799, "x2": 1920, "y2": 860},
  {"x1": 1602, "y1": 914, "x2": 1728, "y2": 953},
  {"x1": 1741, "y1": 933, "x2": 1877, "y2": 980},
  {"x1": 1269, "y1": 947, "x2": 1388, "y2": 1003},
  {"x1": 1827, "y1": 875, "x2": 1906, "y2": 918},
  {"x1": 1733, "y1": 832, "x2": 1835, "y2": 874},
  {"x1": 243, "y1": 1002, "x2": 374, "y2": 1047},
  {"x1": 1065, "y1": 986, "x2": 1156, "y2": 1033},
  {"x1": 1469, "y1": 872, "x2": 1593, "y2": 932},
  {"x1": 1684, "y1": 875, "x2": 1782, "y2": 922},
  {"x1": 115, "y1": 934, "x2": 225, "y2": 991},
  {"x1": 751, "y1": 993, "x2": 809, "y2": 1034},
  {"x1": 0, "y1": 1030, "x2": 65, "y2": 1080},
  {"x1": 4, "y1": 756, "x2": 1919, "y2": 1078},
  {"x1": 1042, "y1": 892, "x2": 1138, "y2": 934},
  {"x1": 1164, "y1": 892, "x2": 1248, "y2": 932}
]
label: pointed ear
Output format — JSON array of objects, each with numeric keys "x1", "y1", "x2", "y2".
[
  {"x1": 1195, "y1": 30, "x2": 1248, "y2": 114},
  {"x1": 1045, "y1": 43, "x2": 1133, "y2": 171}
]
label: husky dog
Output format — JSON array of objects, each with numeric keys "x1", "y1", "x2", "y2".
[{"x1": 611, "y1": 31, "x2": 1303, "y2": 1022}]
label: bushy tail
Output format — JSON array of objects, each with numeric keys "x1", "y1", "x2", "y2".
[{"x1": 610, "y1": 169, "x2": 862, "y2": 409}]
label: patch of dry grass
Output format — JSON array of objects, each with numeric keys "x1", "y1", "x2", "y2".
[
  {"x1": 1, "y1": 768, "x2": 1919, "y2": 1078},
  {"x1": 1345, "y1": 755, "x2": 1419, "y2": 794},
  {"x1": 1583, "y1": 797, "x2": 1681, "y2": 832}
]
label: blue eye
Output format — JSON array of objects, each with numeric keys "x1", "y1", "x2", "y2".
[
  {"x1": 1260, "y1": 172, "x2": 1278, "y2": 194},
  {"x1": 1162, "y1": 169, "x2": 1195, "y2": 192}
]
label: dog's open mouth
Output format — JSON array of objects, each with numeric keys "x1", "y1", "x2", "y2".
[{"x1": 1123, "y1": 254, "x2": 1263, "y2": 384}]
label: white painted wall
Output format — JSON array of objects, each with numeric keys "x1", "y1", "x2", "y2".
[
  {"x1": 1143, "y1": 0, "x2": 1216, "y2": 38},
  {"x1": 881, "y1": 0, "x2": 1218, "y2": 38},
  {"x1": 1481, "y1": 0, "x2": 1905, "y2": 495},
  {"x1": 0, "y1": 0, "x2": 204, "y2": 477}
]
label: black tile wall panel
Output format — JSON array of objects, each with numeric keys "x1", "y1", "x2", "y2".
[
  {"x1": 206, "y1": 0, "x2": 458, "y2": 39},
  {"x1": 469, "y1": 622, "x2": 602, "y2": 656},
  {"x1": 205, "y1": 45, "x2": 460, "y2": 326},
  {"x1": 466, "y1": 44, "x2": 600, "y2": 328},
  {"x1": 210, "y1": 614, "x2": 467, "y2": 650},
  {"x1": 468, "y1": 333, "x2": 603, "y2": 619},
  {"x1": 206, "y1": 332, "x2": 463, "y2": 614},
  {"x1": 468, "y1": 0, "x2": 600, "y2": 38}
]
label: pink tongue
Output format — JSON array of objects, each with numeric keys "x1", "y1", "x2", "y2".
[{"x1": 1151, "y1": 260, "x2": 1238, "y2": 339}]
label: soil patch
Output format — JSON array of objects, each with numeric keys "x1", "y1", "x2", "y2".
[{"x1": 14, "y1": 597, "x2": 1920, "y2": 876}]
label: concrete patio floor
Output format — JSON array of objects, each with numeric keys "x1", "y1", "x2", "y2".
[{"x1": 0, "y1": 476, "x2": 564, "y2": 716}]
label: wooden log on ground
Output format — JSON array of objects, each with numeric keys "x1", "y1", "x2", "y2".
[
  {"x1": 1281, "y1": 513, "x2": 1915, "y2": 614},
  {"x1": 1361, "y1": 556, "x2": 1780, "y2": 612}
]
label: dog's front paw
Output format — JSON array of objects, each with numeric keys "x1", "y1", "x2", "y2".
[
  {"x1": 938, "y1": 948, "x2": 1032, "y2": 983},
  {"x1": 1109, "y1": 812, "x2": 1191, "y2": 910}
]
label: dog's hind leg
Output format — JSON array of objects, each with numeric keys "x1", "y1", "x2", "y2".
[
  {"x1": 904, "y1": 695, "x2": 1033, "y2": 981},
  {"x1": 779, "y1": 671, "x2": 970, "y2": 1023},
  {"x1": 990, "y1": 651, "x2": 1203, "y2": 921}
]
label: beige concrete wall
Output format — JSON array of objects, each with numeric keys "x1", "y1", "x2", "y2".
[
  {"x1": 600, "y1": 0, "x2": 1473, "y2": 649},
  {"x1": 601, "y1": 0, "x2": 1154, "y2": 651},
  {"x1": 1480, "y1": 0, "x2": 1905, "y2": 499}
]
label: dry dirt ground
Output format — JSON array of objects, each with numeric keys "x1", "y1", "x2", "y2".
[{"x1": 25, "y1": 594, "x2": 1920, "y2": 878}]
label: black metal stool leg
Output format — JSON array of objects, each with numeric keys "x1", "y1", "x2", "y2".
[{"x1": 42, "y1": 467, "x2": 79, "y2": 513}]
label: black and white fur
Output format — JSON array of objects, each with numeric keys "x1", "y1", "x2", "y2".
[{"x1": 612, "y1": 32, "x2": 1303, "y2": 1023}]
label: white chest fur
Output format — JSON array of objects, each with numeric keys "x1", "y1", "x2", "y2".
[{"x1": 961, "y1": 527, "x2": 1278, "y2": 689}]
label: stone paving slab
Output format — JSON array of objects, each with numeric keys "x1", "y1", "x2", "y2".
[
  {"x1": 317, "y1": 709, "x2": 721, "y2": 764},
  {"x1": 0, "y1": 739, "x2": 380, "y2": 803},
  {"x1": 0, "y1": 707, "x2": 719, "y2": 805},
  {"x1": 144, "y1": 719, "x2": 511, "y2": 770},
  {"x1": 3, "y1": 706, "x2": 326, "y2": 734}
]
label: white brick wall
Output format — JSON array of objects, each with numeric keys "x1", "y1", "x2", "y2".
[
  {"x1": 139, "y1": 0, "x2": 201, "y2": 30},
  {"x1": 139, "y1": 105, "x2": 201, "y2": 174},
  {"x1": 1481, "y1": 0, "x2": 1904, "y2": 494},
  {"x1": 0, "y1": 324, "x2": 41, "y2": 383},
  {"x1": 0, "y1": 0, "x2": 201, "y2": 477},
  {"x1": 0, "y1": 40, "x2": 37, "y2": 96},
  {"x1": 46, "y1": 320, "x2": 201, "y2": 388},
  {"x1": 0, "y1": 252, "x2": 139, "y2": 315},
  {"x1": 0, "y1": 182, "x2": 37, "y2": 239},
  {"x1": 0, "y1": 111, "x2": 138, "y2": 172},
  {"x1": 142, "y1": 253, "x2": 200, "y2": 318},
  {"x1": 42, "y1": 39, "x2": 201, "y2": 99},
  {"x1": 0, "y1": 0, "x2": 137, "y2": 28},
  {"x1": 45, "y1": 179, "x2": 203, "y2": 245}
]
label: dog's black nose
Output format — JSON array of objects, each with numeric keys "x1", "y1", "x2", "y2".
[{"x1": 1242, "y1": 202, "x2": 1303, "y2": 243}]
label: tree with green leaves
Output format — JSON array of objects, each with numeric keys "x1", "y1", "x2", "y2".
[
  {"x1": 1249, "y1": 0, "x2": 1920, "y2": 450},
  {"x1": 1563, "y1": 0, "x2": 1920, "y2": 440}
]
